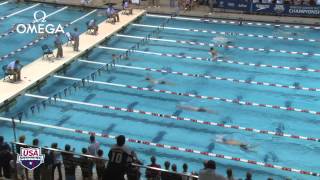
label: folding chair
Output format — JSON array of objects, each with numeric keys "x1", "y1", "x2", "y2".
[
  {"x1": 122, "y1": 2, "x2": 133, "y2": 15},
  {"x1": 41, "y1": 44, "x2": 54, "y2": 60},
  {"x1": 2, "y1": 65, "x2": 12, "y2": 81},
  {"x1": 86, "y1": 21, "x2": 95, "y2": 35}
]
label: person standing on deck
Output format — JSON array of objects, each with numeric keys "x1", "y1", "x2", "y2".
[
  {"x1": 72, "y1": 28, "x2": 80, "y2": 52},
  {"x1": 54, "y1": 33, "x2": 63, "y2": 59}
]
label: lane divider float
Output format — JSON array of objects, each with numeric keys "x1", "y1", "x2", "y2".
[
  {"x1": 146, "y1": 14, "x2": 320, "y2": 30},
  {"x1": 132, "y1": 23, "x2": 319, "y2": 43},
  {"x1": 116, "y1": 34, "x2": 320, "y2": 57},
  {"x1": 79, "y1": 59, "x2": 320, "y2": 93},
  {"x1": 98, "y1": 46, "x2": 320, "y2": 74},
  {"x1": 52, "y1": 75, "x2": 320, "y2": 143},
  {"x1": 1, "y1": 116, "x2": 319, "y2": 177}
]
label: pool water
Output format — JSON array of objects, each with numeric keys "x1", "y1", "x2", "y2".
[
  {"x1": 1, "y1": 3, "x2": 320, "y2": 180},
  {"x1": 0, "y1": 1, "x2": 105, "y2": 76}
]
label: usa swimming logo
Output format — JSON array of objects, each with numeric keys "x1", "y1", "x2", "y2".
[
  {"x1": 16, "y1": 10, "x2": 64, "y2": 34},
  {"x1": 17, "y1": 148, "x2": 44, "y2": 170}
]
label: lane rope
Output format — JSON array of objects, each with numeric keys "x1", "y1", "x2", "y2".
[
  {"x1": 0, "y1": 3, "x2": 40, "y2": 21},
  {"x1": 98, "y1": 46, "x2": 320, "y2": 74},
  {"x1": 52, "y1": 75, "x2": 320, "y2": 143},
  {"x1": 0, "y1": 9, "x2": 97, "y2": 62},
  {"x1": 146, "y1": 14, "x2": 320, "y2": 30},
  {"x1": 1, "y1": 116, "x2": 319, "y2": 177},
  {"x1": 51, "y1": 74, "x2": 320, "y2": 116},
  {"x1": 116, "y1": 34, "x2": 320, "y2": 57},
  {"x1": 79, "y1": 59, "x2": 320, "y2": 93},
  {"x1": 0, "y1": 6, "x2": 69, "y2": 39},
  {"x1": 132, "y1": 23, "x2": 320, "y2": 43}
]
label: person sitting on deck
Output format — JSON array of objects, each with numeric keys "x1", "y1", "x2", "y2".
[
  {"x1": 106, "y1": 5, "x2": 120, "y2": 23},
  {"x1": 87, "y1": 19, "x2": 99, "y2": 35},
  {"x1": 6, "y1": 60, "x2": 22, "y2": 82},
  {"x1": 122, "y1": 0, "x2": 133, "y2": 15}
]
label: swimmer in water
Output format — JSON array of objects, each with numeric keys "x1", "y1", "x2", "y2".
[
  {"x1": 176, "y1": 104, "x2": 217, "y2": 114},
  {"x1": 210, "y1": 47, "x2": 218, "y2": 61},
  {"x1": 214, "y1": 135, "x2": 255, "y2": 152},
  {"x1": 145, "y1": 76, "x2": 175, "y2": 85}
]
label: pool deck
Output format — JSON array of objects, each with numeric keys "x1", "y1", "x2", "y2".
[{"x1": 0, "y1": 9, "x2": 145, "y2": 106}]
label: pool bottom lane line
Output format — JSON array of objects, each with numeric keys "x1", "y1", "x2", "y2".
[
  {"x1": 98, "y1": 46, "x2": 320, "y2": 74},
  {"x1": 0, "y1": 3, "x2": 40, "y2": 21},
  {"x1": 27, "y1": 85, "x2": 320, "y2": 143},
  {"x1": 79, "y1": 59, "x2": 320, "y2": 93},
  {"x1": 0, "y1": 116, "x2": 319, "y2": 177},
  {"x1": 0, "y1": 1, "x2": 8, "y2": 6},
  {"x1": 115, "y1": 34, "x2": 320, "y2": 57}
]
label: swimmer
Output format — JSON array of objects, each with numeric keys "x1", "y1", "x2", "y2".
[
  {"x1": 210, "y1": 47, "x2": 218, "y2": 61},
  {"x1": 145, "y1": 76, "x2": 175, "y2": 85},
  {"x1": 176, "y1": 104, "x2": 217, "y2": 114},
  {"x1": 214, "y1": 135, "x2": 256, "y2": 152}
]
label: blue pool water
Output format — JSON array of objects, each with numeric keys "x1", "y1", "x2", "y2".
[
  {"x1": 1, "y1": 3, "x2": 320, "y2": 180},
  {"x1": 0, "y1": 2, "x2": 105, "y2": 76}
]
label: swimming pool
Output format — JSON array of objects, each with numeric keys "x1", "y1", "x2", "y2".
[{"x1": 1, "y1": 3, "x2": 320, "y2": 179}]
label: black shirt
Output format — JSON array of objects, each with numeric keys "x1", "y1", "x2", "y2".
[{"x1": 106, "y1": 145, "x2": 132, "y2": 175}]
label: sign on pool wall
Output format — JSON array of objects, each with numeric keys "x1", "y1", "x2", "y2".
[
  {"x1": 216, "y1": 0, "x2": 320, "y2": 17},
  {"x1": 251, "y1": 3, "x2": 320, "y2": 16}
]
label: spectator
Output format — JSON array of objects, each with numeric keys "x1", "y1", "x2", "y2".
[
  {"x1": 16, "y1": 135, "x2": 29, "y2": 180},
  {"x1": 32, "y1": 139, "x2": 41, "y2": 180},
  {"x1": 161, "y1": 161, "x2": 171, "y2": 180},
  {"x1": 149, "y1": 0, "x2": 160, "y2": 7},
  {"x1": 245, "y1": 172, "x2": 252, "y2": 180},
  {"x1": 41, "y1": 148, "x2": 53, "y2": 180},
  {"x1": 127, "y1": 151, "x2": 142, "y2": 180},
  {"x1": 0, "y1": 136, "x2": 11, "y2": 178},
  {"x1": 54, "y1": 32, "x2": 63, "y2": 59},
  {"x1": 170, "y1": 0, "x2": 176, "y2": 7},
  {"x1": 88, "y1": 135, "x2": 100, "y2": 156},
  {"x1": 170, "y1": 164, "x2": 182, "y2": 180},
  {"x1": 6, "y1": 59, "x2": 22, "y2": 82},
  {"x1": 182, "y1": 163, "x2": 192, "y2": 180},
  {"x1": 145, "y1": 156, "x2": 161, "y2": 180},
  {"x1": 95, "y1": 149, "x2": 106, "y2": 180},
  {"x1": 103, "y1": 135, "x2": 133, "y2": 180},
  {"x1": 51, "y1": 143, "x2": 63, "y2": 180},
  {"x1": 61, "y1": 144, "x2": 77, "y2": 180},
  {"x1": 208, "y1": 0, "x2": 214, "y2": 14},
  {"x1": 199, "y1": 160, "x2": 226, "y2": 180},
  {"x1": 0, "y1": 143, "x2": 13, "y2": 179},
  {"x1": 72, "y1": 28, "x2": 80, "y2": 52},
  {"x1": 79, "y1": 148, "x2": 94, "y2": 180},
  {"x1": 226, "y1": 168, "x2": 235, "y2": 180}
]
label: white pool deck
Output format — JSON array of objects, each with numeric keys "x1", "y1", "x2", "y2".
[{"x1": 0, "y1": 9, "x2": 145, "y2": 106}]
